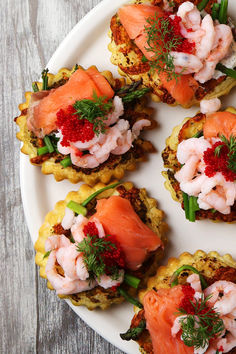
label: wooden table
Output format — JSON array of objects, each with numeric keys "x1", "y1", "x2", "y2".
[{"x1": 1, "y1": 1, "x2": 123, "y2": 352}]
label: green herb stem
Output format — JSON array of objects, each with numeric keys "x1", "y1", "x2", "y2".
[
  {"x1": 37, "y1": 146, "x2": 49, "y2": 156},
  {"x1": 43, "y1": 250, "x2": 51, "y2": 259},
  {"x1": 189, "y1": 196, "x2": 199, "y2": 222},
  {"x1": 32, "y1": 82, "x2": 39, "y2": 92},
  {"x1": 60, "y1": 156, "x2": 72, "y2": 168},
  {"x1": 67, "y1": 201, "x2": 87, "y2": 216},
  {"x1": 43, "y1": 136, "x2": 55, "y2": 153},
  {"x1": 81, "y1": 182, "x2": 121, "y2": 207},
  {"x1": 122, "y1": 88, "x2": 150, "y2": 103},
  {"x1": 124, "y1": 274, "x2": 141, "y2": 289},
  {"x1": 216, "y1": 63, "x2": 236, "y2": 79},
  {"x1": 212, "y1": 3, "x2": 220, "y2": 20},
  {"x1": 218, "y1": 0, "x2": 228, "y2": 24},
  {"x1": 120, "y1": 320, "x2": 146, "y2": 341},
  {"x1": 118, "y1": 287, "x2": 143, "y2": 309},
  {"x1": 197, "y1": 0, "x2": 210, "y2": 11},
  {"x1": 42, "y1": 68, "x2": 49, "y2": 90},
  {"x1": 192, "y1": 131, "x2": 203, "y2": 138},
  {"x1": 170, "y1": 265, "x2": 208, "y2": 289},
  {"x1": 182, "y1": 192, "x2": 189, "y2": 220}
]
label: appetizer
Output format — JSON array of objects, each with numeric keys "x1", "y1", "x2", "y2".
[
  {"x1": 109, "y1": 0, "x2": 236, "y2": 107},
  {"x1": 121, "y1": 250, "x2": 236, "y2": 353},
  {"x1": 162, "y1": 106, "x2": 236, "y2": 221},
  {"x1": 16, "y1": 65, "x2": 156, "y2": 184},
  {"x1": 35, "y1": 182, "x2": 168, "y2": 310}
]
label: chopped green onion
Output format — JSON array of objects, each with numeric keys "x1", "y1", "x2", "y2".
[
  {"x1": 43, "y1": 250, "x2": 51, "y2": 259},
  {"x1": 216, "y1": 63, "x2": 236, "y2": 79},
  {"x1": 37, "y1": 146, "x2": 49, "y2": 156},
  {"x1": 32, "y1": 82, "x2": 39, "y2": 92},
  {"x1": 81, "y1": 182, "x2": 121, "y2": 207},
  {"x1": 67, "y1": 201, "x2": 87, "y2": 216},
  {"x1": 42, "y1": 68, "x2": 49, "y2": 90},
  {"x1": 170, "y1": 265, "x2": 208, "y2": 289},
  {"x1": 182, "y1": 192, "x2": 189, "y2": 220},
  {"x1": 211, "y1": 208, "x2": 217, "y2": 213},
  {"x1": 212, "y1": 3, "x2": 220, "y2": 20},
  {"x1": 120, "y1": 320, "x2": 146, "y2": 341},
  {"x1": 124, "y1": 274, "x2": 141, "y2": 289},
  {"x1": 43, "y1": 136, "x2": 54, "y2": 153},
  {"x1": 197, "y1": 0, "x2": 210, "y2": 11},
  {"x1": 118, "y1": 287, "x2": 143, "y2": 308},
  {"x1": 192, "y1": 130, "x2": 203, "y2": 138},
  {"x1": 60, "y1": 156, "x2": 72, "y2": 168},
  {"x1": 219, "y1": 0, "x2": 228, "y2": 24},
  {"x1": 189, "y1": 196, "x2": 197, "y2": 222}
]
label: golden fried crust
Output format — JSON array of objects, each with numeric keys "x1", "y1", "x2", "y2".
[
  {"x1": 35, "y1": 182, "x2": 168, "y2": 310},
  {"x1": 135, "y1": 250, "x2": 236, "y2": 354},
  {"x1": 108, "y1": 0, "x2": 236, "y2": 108},
  {"x1": 162, "y1": 107, "x2": 236, "y2": 222},
  {"x1": 15, "y1": 66, "x2": 156, "y2": 185}
]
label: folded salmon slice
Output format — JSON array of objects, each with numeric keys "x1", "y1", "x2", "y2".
[
  {"x1": 27, "y1": 68, "x2": 114, "y2": 137},
  {"x1": 118, "y1": 4, "x2": 163, "y2": 40},
  {"x1": 159, "y1": 72, "x2": 198, "y2": 106},
  {"x1": 203, "y1": 111, "x2": 236, "y2": 140},
  {"x1": 144, "y1": 287, "x2": 194, "y2": 354},
  {"x1": 91, "y1": 196, "x2": 163, "y2": 271}
]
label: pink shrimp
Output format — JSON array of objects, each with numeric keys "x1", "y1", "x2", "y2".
[{"x1": 45, "y1": 235, "x2": 71, "y2": 252}]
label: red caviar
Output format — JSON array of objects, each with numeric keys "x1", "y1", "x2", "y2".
[
  {"x1": 168, "y1": 15, "x2": 195, "y2": 54},
  {"x1": 180, "y1": 285, "x2": 195, "y2": 314},
  {"x1": 56, "y1": 105, "x2": 94, "y2": 147},
  {"x1": 203, "y1": 141, "x2": 236, "y2": 182},
  {"x1": 83, "y1": 221, "x2": 99, "y2": 237}
]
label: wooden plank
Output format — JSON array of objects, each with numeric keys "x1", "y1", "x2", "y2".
[{"x1": 0, "y1": 0, "x2": 123, "y2": 352}]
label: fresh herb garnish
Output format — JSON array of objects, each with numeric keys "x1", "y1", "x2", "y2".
[
  {"x1": 178, "y1": 295, "x2": 224, "y2": 349},
  {"x1": 120, "y1": 320, "x2": 146, "y2": 341},
  {"x1": 77, "y1": 234, "x2": 119, "y2": 280},
  {"x1": 141, "y1": 55, "x2": 148, "y2": 63},
  {"x1": 197, "y1": 0, "x2": 210, "y2": 11},
  {"x1": 42, "y1": 68, "x2": 49, "y2": 90},
  {"x1": 73, "y1": 92, "x2": 113, "y2": 135},
  {"x1": 170, "y1": 265, "x2": 208, "y2": 289},
  {"x1": 214, "y1": 135, "x2": 236, "y2": 173},
  {"x1": 144, "y1": 14, "x2": 182, "y2": 81},
  {"x1": 43, "y1": 250, "x2": 51, "y2": 259},
  {"x1": 216, "y1": 63, "x2": 236, "y2": 79},
  {"x1": 60, "y1": 155, "x2": 72, "y2": 168},
  {"x1": 219, "y1": 0, "x2": 228, "y2": 24}
]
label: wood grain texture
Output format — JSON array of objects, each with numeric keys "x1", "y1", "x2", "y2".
[{"x1": 0, "y1": 1, "x2": 123, "y2": 353}]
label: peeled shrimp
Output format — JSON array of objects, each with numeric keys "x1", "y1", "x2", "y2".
[
  {"x1": 204, "y1": 281, "x2": 236, "y2": 313},
  {"x1": 200, "y1": 98, "x2": 221, "y2": 115},
  {"x1": 195, "y1": 15, "x2": 215, "y2": 61},
  {"x1": 208, "y1": 25, "x2": 233, "y2": 63},
  {"x1": 171, "y1": 52, "x2": 203, "y2": 75},
  {"x1": 176, "y1": 137, "x2": 211, "y2": 164},
  {"x1": 105, "y1": 96, "x2": 124, "y2": 126},
  {"x1": 175, "y1": 155, "x2": 200, "y2": 183},
  {"x1": 179, "y1": 174, "x2": 208, "y2": 197},
  {"x1": 71, "y1": 214, "x2": 89, "y2": 243},
  {"x1": 187, "y1": 273, "x2": 202, "y2": 293},
  {"x1": 61, "y1": 207, "x2": 75, "y2": 230},
  {"x1": 45, "y1": 234, "x2": 71, "y2": 252},
  {"x1": 56, "y1": 244, "x2": 79, "y2": 280},
  {"x1": 198, "y1": 189, "x2": 231, "y2": 214},
  {"x1": 132, "y1": 119, "x2": 151, "y2": 139},
  {"x1": 45, "y1": 251, "x2": 95, "y2": 295},
  {"x1": 97, "y1": 271, "x2": 124, "y2": 289},
  {"x1": 222, "y1": 315, "x2": 236, "y2": 337}
]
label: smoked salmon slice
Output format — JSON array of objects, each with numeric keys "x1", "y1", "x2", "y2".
[
  {"x1": 91, "y1": 196, "x2": 163, "y2": 270},
  {"x1": 27, "y1": 68, "x2": 114, "y2": 137},
  {"x1": 144, "y1": 287, "x2": 194, "y2": 354},
  {"x1": 118, "y1": 4, "x2": 163, "y2": 40},
  {"x1": 159, "y1": 72, "x2": 198, "y2": 106},
  {"x1": 203, "y1": 111, "x2": 236, "y2": 140}
]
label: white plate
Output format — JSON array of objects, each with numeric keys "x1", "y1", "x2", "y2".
[{"x1": 20, "y1": 1, "x2": 236, "y2": 353}]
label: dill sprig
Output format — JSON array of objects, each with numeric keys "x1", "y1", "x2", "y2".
[
  {"x1": 214, "y1": 135, "x2": 236, "y2": 173},
  {"x1": 144, "y1": 15, "x2": 182, "y2": 81},
  {"x1": 73, "y1": 92, "x2": 113, "y2": 135},
  {"x1": 178, "y1": 295, "x2": 224, "y2": 349},
  {"x1": 77, "y1": 234, "x2": 118, "y2": 280}
]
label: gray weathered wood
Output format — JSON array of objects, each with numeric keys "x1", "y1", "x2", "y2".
[{"x1": 0, "y1": 1, "x2": 123, "y2": 353}]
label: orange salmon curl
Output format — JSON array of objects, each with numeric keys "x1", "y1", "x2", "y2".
[{"x1": 203, "y1": 111, "x2": 236, "y2": 140}]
